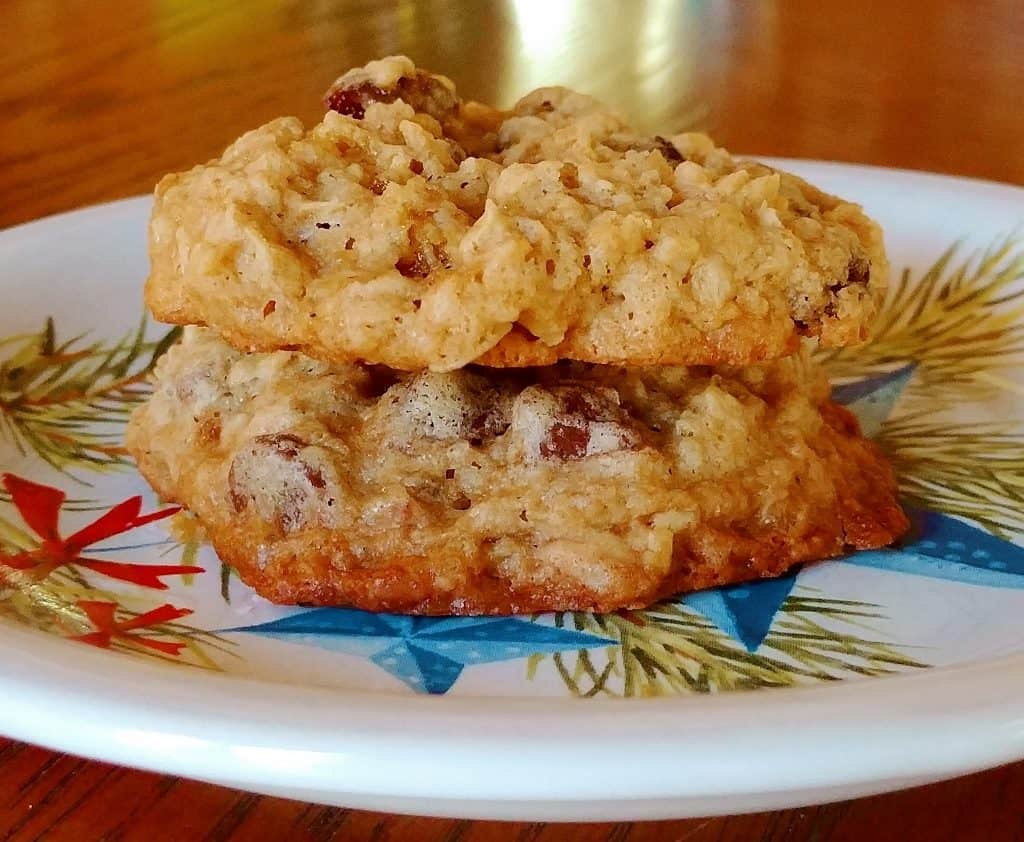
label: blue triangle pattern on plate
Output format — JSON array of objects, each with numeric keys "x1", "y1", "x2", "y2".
[
  {"x1": 682, "y1": 573, "x2": 799, "y2": 653},
  {"x1": 843, "y1": 507, "x2": 1024, "y2": 588},
  {"x1": 225, "y1": 608, "x2": 610, "y2": 694},
  {"x1": 370, "y1": 642, "x2": 465, "y2": 694}
]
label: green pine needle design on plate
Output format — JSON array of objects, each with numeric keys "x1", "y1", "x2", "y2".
[
  {"x1": 163, "y1": 511, "x2": 207, "y2": 587},
  {"x1": 876, "y1": 412, "x2": 1024, "y2": 539},
  {"x1": 816, "y1": 235, "x2": 1024, "y2": 402},
  {"x1": 818, "y1": 234, "x2": 1024, "y2": 541},
  {"x1": 543, "y1": 594, "x2": 925, "y2": 698},
  {"x1": 0, "y1": 317, "x2": 179, "y2": 474}
]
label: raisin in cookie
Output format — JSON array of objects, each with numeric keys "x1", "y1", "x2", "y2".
[
  {"x1": 125, "y1": 328, "x2": 907, "y2": 614},
  {"x1": 145, "y1": 56, "x2": 888, "y2": 372}
]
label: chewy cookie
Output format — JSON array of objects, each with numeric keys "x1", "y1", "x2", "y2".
[
  {"x1": 146, "y1": 56, "x2": 888, "y2": 372},
  {"x1": 126, "y1": 328, "x2": 907, "y2": 614}
]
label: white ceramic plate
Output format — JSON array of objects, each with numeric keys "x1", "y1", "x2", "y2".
[{"x1": 1, "y1": 162, "x2": 1023, "y2": 821}]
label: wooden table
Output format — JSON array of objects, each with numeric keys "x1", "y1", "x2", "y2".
[{"x1": 1, "y1": 1, "x2": 1022, "y2": 838}]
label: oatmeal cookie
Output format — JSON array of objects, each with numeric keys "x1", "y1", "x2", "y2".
[
  {"x1": 146, "y1": 56, "x2": 887, "y2": 372},
  {"x1": 126, "y1": 328, "x2": 907, "y2": 614}
]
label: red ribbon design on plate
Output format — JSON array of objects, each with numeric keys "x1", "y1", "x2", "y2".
[
  {"x1": 0, "y1": 473, "x2": 200, "y2": 589},
  {"x1": 73, "y1": 600, "x2": 194, "y2": 655}
]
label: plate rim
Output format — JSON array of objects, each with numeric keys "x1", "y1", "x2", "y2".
[{"x1": 3, "y1": 619, "x2": 1024, "y2": 803}]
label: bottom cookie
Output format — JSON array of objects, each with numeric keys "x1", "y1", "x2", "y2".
[{"x1": 126, "y1": 328, "x2": 908, "y2": 614}]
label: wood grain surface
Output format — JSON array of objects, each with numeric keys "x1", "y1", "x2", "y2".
[{"x1": 1, "y1": 0, "x2": 1023, "y2": 839}]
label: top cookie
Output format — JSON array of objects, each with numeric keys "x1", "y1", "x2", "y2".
[{"x1": 146, "y1": 56, "x2": 888, "y2": 371}]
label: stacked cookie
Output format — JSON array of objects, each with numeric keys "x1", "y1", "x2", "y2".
[{"x1": 126, "y1": 57, "x2": 908, "y2": 614}]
